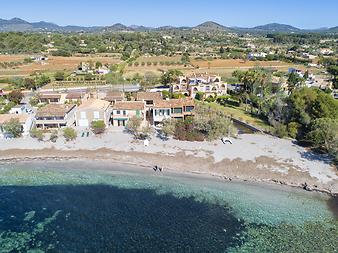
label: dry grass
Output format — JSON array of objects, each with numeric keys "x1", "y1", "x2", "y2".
[
  {"x1": 135, "y1": 55, "x2": 181, "y2": 63},
  {"x1": 191, "y1": 59, "x2": 294, "y2": 68},
  {"x1": 0, "y1": 55, "x2": 121, "y2": 77},
  {"x1": 0, "y1": 54, "x2": 306, "y2": 81}
]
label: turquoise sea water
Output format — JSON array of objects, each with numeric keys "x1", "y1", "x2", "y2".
[{"x1": 0, "y1": 161, "x2": 336, "y2": 252}]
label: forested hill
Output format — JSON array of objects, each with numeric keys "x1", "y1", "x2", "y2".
[{"x1": 0, "y1": 18, "x2": 337, "y2": 33}]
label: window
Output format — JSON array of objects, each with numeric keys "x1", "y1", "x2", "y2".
[
  {"x1": 185, "y1": 106, "x2": 194, "y2": 112},
  {"x1": 136, "y1": 110, "x2": 140, "y2": 117},
  {"x1": 93, "y1": 111, "x2": 100, "y2": 119},
  {"x1": 123, "y1": 110, "x2": 126, "y2": 115},
  {"x1": 173, "y1": 108, "x2": 183, "y2": 114},
  {"x1": 116, "y1": 110, "x2": 121, "y2": 115},
  {"x1": 167, "y1": 109, "x2": 170, "y2": 115},
  {"x1": 80, "y1": 111, "x2": 86, "y2": 119}
]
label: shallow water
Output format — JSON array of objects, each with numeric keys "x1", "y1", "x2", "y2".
[{"x1": 0, "y1": 161, "x2": 336, "y2": 252}]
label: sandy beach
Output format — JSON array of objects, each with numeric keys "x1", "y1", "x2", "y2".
[{"x1": 0, "y1": 129, "x2": 337, "y2": 195}]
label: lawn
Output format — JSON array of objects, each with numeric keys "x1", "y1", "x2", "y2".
[{"x1": 208, "y1": 102, "x2": 273, "y2": 132}]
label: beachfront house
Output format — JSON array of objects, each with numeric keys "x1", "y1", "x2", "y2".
[
  {"x1": 171, "y1": 74, "x2": 227, "y2": 99},
  {"x1": 39, "y1": 93, "x2": 62, "y2": 104},
  {"x1": 35, "y1": 104, "x2": 76, "y2": 129},
  {"x1": 136, "y1": 91, "x2": 163, "y2": 122},
  {"x1": 75, "y1": 99, "x2": 111, "y2": 128},
  {"x1": 136, "y1": 92, "x2": 162, "y2": 106},
  {"x1": 111, "y1": 101, "x2": 146, "y2": 127},
  {"x1": 65, "y1": 92, "x2": 87, "y2": 104},
  {"x1": 152, "y1": 98, "x2": 195, "y2": 126},
  {"x1": 0, "y1": 114, "x2": 34, "y2": 138},
  {"x1": 104, "y1": 91, "x2": 125, "y2": 103}
]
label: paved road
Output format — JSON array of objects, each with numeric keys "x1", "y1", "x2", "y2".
[{"x1": 40, "y1": 83, "x2": 141, "y2": 93}]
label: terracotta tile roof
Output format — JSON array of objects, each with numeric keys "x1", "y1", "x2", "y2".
[
  {"x1": 113, "y1": 101, "x2": 145, "y2": 110},
  {"x1": 0, "y1": 114, "x2": 29, "y2": 124},
  {"x1": 36, "y1": 104, "x2": 75, "y2": 117},
  {"x1": 104, "y1": 91, "x2": 124, "y2": 102},
  {"x1": 136, "y1": 92, "x2": 162, "y2": 101},
  {"x1": 153, "y1": 98, "x2": 195, "y2": 108},
  {"x1": 66, "y1": 93, "x2": 83, "y2": 99},
  {"x1": 77, "y1": 99, "x2": 110, "y2": 110}
]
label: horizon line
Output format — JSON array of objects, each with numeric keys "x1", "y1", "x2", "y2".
[{"x1": 1, "y1": 17, "x2": 336, "y2": 30}]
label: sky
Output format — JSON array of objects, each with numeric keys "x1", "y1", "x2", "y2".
[{"x1": 0, "y1": 0, "x2": 337, "y2": 29}]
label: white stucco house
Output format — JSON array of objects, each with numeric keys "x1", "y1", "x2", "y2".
[{"x1": 0, "y1": 114, "x2": 34, "y2": 138}]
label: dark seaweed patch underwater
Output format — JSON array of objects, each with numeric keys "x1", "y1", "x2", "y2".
[{"x1": 0, "y1": 184, "x2": 245, "y2": 253}]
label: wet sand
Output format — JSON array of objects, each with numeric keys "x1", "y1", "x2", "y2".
[{"x1": 0, "y1": 146, "x2": 337, "y2": 196}]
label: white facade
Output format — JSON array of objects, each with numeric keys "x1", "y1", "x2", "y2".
[
  {"x1": 172, "y1": 74, "x2": 227, "y2": 98},
  {"x1": 9, "y1": 105, "x2": 33, "y2": 115},
  {"x1": 153, "y1": 108, "x2": 171, "y2": 124},
  {"x1": 0, "y1": 114, "x2": 34, "y2": 138}
]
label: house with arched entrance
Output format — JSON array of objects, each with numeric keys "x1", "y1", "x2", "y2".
[{"x1": 170, "y1": 73, "x2": 227, "y2": 99}]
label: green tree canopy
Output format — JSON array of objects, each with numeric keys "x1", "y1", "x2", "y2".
[
  {"x1": 160, "y1": 69, "x2": 183, "y2": 85},
  {"x1": 54, "y1": 71, "x2": 65, "y2": 81},
  {"x1": 91, "y1": 120, "x2": 106, "y2": 135},
  {"x1": 7, "y1": 90, "x2": 23, "y2": 104},
  {"x1": 63, "y1": 127, "x2": 77, "y2": 141},
  {"x1": 2, "y1": 118, "x2": 22, "y2": 138}
]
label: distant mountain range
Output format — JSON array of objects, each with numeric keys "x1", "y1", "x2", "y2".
[{"x1": 0, "y1": 18, "x2": 337, "y2": 33}]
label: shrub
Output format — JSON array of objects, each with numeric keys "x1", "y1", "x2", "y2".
[
  {"x1": 275, "y1": 123, "x2": 288, "y2": 138},
  {"x1": 287, "y1": 122, "x2": 300, "y2": 139},
  {"x1": 0, "y1": 102, "x2": 16, "y2": 114},
  {"x1": 23, "y1": 57, "x2": 33, "y2": 64},
  {"x1": 2, "y1": 118, "x2": 22, "y2": 138},
  {"x1": 30, "y1": 127, "x2": 44, "y2": 141},
  {"x1": 91, "y1": 120, "x2": 106, "y2": 135},
  {"x1": 161, "y1": 119, "x2": 176, "y2": 138},
  {"x1": 174, "y1": 119, "x2": 204, "y2": 142},
  {"x1": 63, "y1": 127, "x2": 77, "y2": 141},
  {"x1": 138, "y1": 125, "x2": 153, "y2": 140},
  {"x1": 205, "y1": 96, "x2": 216, "y2": 103},
  {"x1": 306, "y1": 118, "x2": 338, "y2": 159},
  {"x1": 29, "y1": 96, "x2": 39, "y2": 106},
  {"x1": 216, "y1": 96, "x2": 240, "y2": 107},
  {"x1": 7, "y1": 90, "x2": 23, "y2": 104},
  {"x1": 126, "y1": 116, "x2": 142, "y2": 138},
  {"x1": 49, "y1": 130, "x2": 58, "y2": 143},
  {"x1": 54, "y1": 71, "x2": 65, "y2": 81},
  {"x1": 161, "y1": 90, "x2": 170, "y2": 99},
  {"x1": 195, "y1": 92, "x2": 205, "y2": 101}
]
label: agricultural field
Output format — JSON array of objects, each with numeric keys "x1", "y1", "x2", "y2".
[
  {"x1": 125, "y1": 57, "x2": 304, "y2": 79},
  {"x1": 0, "y1": 54, "x2": 311, "y2": 84},
  {"x1": 0, "y1": 54, "x2": 121, "y2": 78},
  {"x1": 191, "y1": 59, "x2": 294, "y2": 68}
]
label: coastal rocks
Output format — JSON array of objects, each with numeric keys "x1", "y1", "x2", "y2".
[
  {"x1": 302, "y1": 182, "x2": 312, "y2": 191},
  {"x1": 271, "y1": 179, "x2": 287, "y2": 185}
]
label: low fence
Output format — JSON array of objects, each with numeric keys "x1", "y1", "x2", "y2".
[{"x1": 231, "y1": 118, "x2": 263, "y2": 133}]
